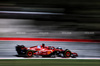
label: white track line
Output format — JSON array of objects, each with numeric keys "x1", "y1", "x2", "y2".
[{"x1": 0, "y1": 58, "x2": 100, "y2": 60}]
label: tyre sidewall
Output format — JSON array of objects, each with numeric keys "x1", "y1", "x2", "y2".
[
  {"x1": 26, "y1": 50, "x2": 33, "y2": 57},
  {"x1": 64, "y1": 50, "x2": 71, "y2": 57}
]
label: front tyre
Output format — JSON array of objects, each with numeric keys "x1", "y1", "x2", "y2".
[
  {"x1": 64, "y1": 49, "x2": 71, "y2": 57},
  {"x1": 26, "y1": 50, "x2": 33, "y2": 57}
]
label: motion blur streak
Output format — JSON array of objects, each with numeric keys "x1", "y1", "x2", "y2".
[
  {"x1": 0, "y1": 11, "x2": 64, "y2": 15},
  {"x1": 0, "y1": 37, "x2": 100, "y2": 43}
]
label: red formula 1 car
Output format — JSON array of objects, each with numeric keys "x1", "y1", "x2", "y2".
[{"x1": 16, "y1": 44, "x2": 78, "y2": 58}]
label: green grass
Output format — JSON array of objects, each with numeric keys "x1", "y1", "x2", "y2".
[{"x1": 0, "y1": 59, "x2": 100, "y2": 66}]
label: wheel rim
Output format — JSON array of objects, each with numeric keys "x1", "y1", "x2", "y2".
[
  {"x1": 66, "y1": 52, "x2": 70, "y2": 57},
  {"x1": 28, "y1": 51, "x2": 32, "y2": 57}
]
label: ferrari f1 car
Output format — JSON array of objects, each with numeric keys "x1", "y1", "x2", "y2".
[{"x1": 16, "y1": 44, "x2": 78, "y2": 58}]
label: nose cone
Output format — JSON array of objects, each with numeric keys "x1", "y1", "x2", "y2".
[{"x1": 72, "y1": 52, "x2": 78, "y2": 57}]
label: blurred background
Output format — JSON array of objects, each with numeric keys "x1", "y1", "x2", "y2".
[
  {"x1": 0, "y1": 0, "x2": 100, "y2": 39},
  {"x1": 0, "y1": 0, "x2": 100, "y2": 58}
]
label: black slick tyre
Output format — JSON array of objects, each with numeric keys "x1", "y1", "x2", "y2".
[
  {"x1": 64, "y1": 49, "x2": 71, "y2": 57},
  {"x1": 26, "y1": 50, "x2": 33, "y2": 57}
]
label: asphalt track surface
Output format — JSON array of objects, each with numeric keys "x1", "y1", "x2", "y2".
[{"x1": 0, "y1": 41, "x2": 100, "y2": 59}]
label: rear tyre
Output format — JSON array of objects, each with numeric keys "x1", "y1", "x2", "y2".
[
  {"x1": 26, "y1": 50, "x2": 33, "y2": 57},
  {"x1": 64, "y1": 49, "x2": 71, "y2": 57}
]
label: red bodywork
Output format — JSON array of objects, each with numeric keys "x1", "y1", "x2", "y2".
[{"x1": 27, "y1": 45, "x2": 61, "y2": 55}]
